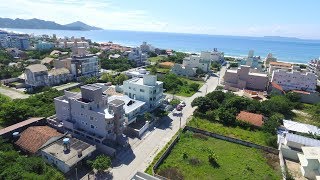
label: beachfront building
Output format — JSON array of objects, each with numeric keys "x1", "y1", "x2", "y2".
[
  {"x1": 57, "y1": 41, "x2": 89, "y2": 49},
  {"x1": 182, "y1": 53, "x2": 211, "y2": 72},
  {"x1": 171, "y1": 64, "x2": 197, "y2": 77},
  {"x1": 268, "y1": 61, "x2": 293, "y2": 74},
  {"x1": 308, "y1": 58, "x2": 320, "y2": 77},
  {"x1": 239, "y1": 50, "x2": 262, "y2": 70},
  {"x1": 36, "y1": 41, "x2": 54, "y2": 51},
  {"x1": 200, "y1": 48, "x2": 225, "y2": 62},
  {"x1": 223, "y1": 65, "x2": 269, "y2": 91},
  {"x1": 122, "y1": 75, "x2": 164, "y2": 111},
  {"x1": 140, "y1": 42, "x2": 154, "y2": 53},
  {"x1": 297, "y1": 147, "x2": 320, "y2": 180},
  {"x1": 54, "y1": 84, "x2": 127, "y2": 145},
  {"x1": 0, "y1": 31, "x2": 30, "y2": 50},
  {"x1": 271, "y1": 70, "x2": 317, "y2": 92},
  {"x1": 127, "y1": 47, "x2": 147, "y2": 66},
  {"x1": 125, "y1": 68, "x2": 150, "y2": 78},
  {"x1": 264, "y1": 53, "x2": 277, "y2": 68}
]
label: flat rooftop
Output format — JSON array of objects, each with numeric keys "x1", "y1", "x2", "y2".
[
  {"x1": 109, "y1": 95, "x2": 145, "y2": 114},
  {"x1": 109, "y1": 99, "x2": 125, "y2": 107},
  {"x1": 41, "y1": 137, "x2": 96, "y2": 166},
  {"x1": 301, "y1": 147, "x2": 320, "y2": 159},
  {"x1": 125, "y1": 77, "x2": 162, "y2": 86},
  {"x1": 81, "y1": 84, "x2": 101, "y2": 91}
]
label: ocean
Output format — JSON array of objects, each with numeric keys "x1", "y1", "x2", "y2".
[{"x1": 4, "y1": 28, "x2": 320, "y2": 64}]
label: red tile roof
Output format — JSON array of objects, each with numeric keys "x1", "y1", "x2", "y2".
[
  {"x1": 269, "y1": 61, "x2": 292, "y2": 68},
  {"x1": 292, "y1": 90, "x2": 310, "y2": 95},
  {"x1": 15, "y1": 126, "x2": 62, "y2": 154},
  {"x1": 236, "y1": 111, "x2": 264, "y2": 127},
  {"x1": 271, "y1": 82, "x2": 284, "y2": 92}
]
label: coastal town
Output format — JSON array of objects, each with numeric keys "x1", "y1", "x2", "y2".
[{"x1": 0, "y1": 29, "x2": 320, "y2": 180}]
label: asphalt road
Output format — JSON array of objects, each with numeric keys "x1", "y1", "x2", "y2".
[{"x1": 108, "y1": 67, "x2": 225, "y2": 180}]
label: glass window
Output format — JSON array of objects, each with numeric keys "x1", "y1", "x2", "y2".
[
  {"x1": 90, "y1": 125, "x2": 95, "y2": 129},
  {"x1": 81, "y1": 105, "x2": 84, "y2": 109}
]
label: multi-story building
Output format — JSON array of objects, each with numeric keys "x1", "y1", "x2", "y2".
[
  {"x1": 171, "y1": 64, "x2": 197, "y2": 77},
  {"x1": 25, "y1": 64, "x2": 72, "y2": 88},
  {"x1": 268, "y1": 61, "x2": 293, "y2": 74},
  {"x1": 122, "y1": 75, "x2": 164, "y2": 110},
  {"x1": 128, "y1": 47, "x2": 147, "y2": 66},
  {"x1": 271, "y1": 70, "x2": 317, "y2": 92},
  {"x1": 54, "y1": 84, "x2": 127, "y2": 144},
  {"x1": 239, "y1": 50, "x2": 262, "y2": 70},
  {"x1": 200, "y1": 48, "x2": 224, "y2": 62},
  {"x1": 140, "y1": 42, "x2": 154, "y2": 53},
  {"x1": 308, "y1": 58, "x2": 320, "y2": 77},
  {"x1": 36, "y1": 41, "x2": 54, "y2": 51},
  {"x1": 223, "y1": 65, "x2": 269, "y2": 91},
  {"x1": 264, "y1": 53, "x2": 277, "y2": 68},
  {"x1": 182, "y1": 54, "x2": 211, "y2": 72},
  {"x1": 0, "y1": 31, "x2": 30, "y2": 50}
]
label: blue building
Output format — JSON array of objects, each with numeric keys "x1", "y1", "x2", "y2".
[{"x1": 36, "y1": 41, "x2": 54, "y2": 51}]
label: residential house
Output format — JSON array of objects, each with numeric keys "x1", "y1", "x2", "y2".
[
  {"x1": 236, "y1": 111, "x2": 264, "y2": 127},
  {"x1": 54, "y1": 84, "x2": 127, "y2": 145},
  {"x1": 182, "y1": 54, "x2": 211, "y2": 72},
  {"x1": 128, "y1": 47, "x2": 147, "y2": 66},
  {"x1": 271, "y1": 70, "x2": 317, "y2": 92},
  {"x1": 41, "y1": 57, "x2": 55, "y2": 66},
  {"x1": 223, "y1": 65, "x2": 269, "y2": 91},
  {"x1": 297, "y1": 147, "x2": 320, "y2": 179},
  {"x1": 239, "y1": 50, "x2": 262, "y2": 70},
  {"x1": 200, "y1": 48, "x2": 224, "y2": 62},
  {"x1": 140, "y1": 42, "x2": 154, "y2": 53},
  {"x1": 5, "y1": 48, "x2": 27, "y2": 59},
  {"x1": 25, "y1": 64, "x2": 49, "y2": 87},
  {"x1": 171, "y1": 64, "x2": 197, "y2": 77},
  {"x1": 40, "y1": 137, "x2": 96, "y2": 173},
  {"x1": 109, "y1": 54, "x2": 121, "y2": 59},
  {"x1": 122, "y1": 75, "x2": 164, "y2": 110},
  {"x1": 14, "y1": 126, "x2": 63, "y2": 154},
  {"x1": 108, "y1": 95, "x2": 146, "y2": 125}
]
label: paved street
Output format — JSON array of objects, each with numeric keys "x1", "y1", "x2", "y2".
[
  {"x1": 0, "y1": 86, "x2": 30, "y2": 99},
  {"x1": 108, "y1": 67, "x2": 226, "y2": 180}
]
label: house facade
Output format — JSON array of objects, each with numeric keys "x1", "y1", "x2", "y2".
[
  {"x1": 54, "y1": 84, "x2": 126, "y2": 144},
  {"x1": 122, "y1": 75, "x2": 164, "y2": 110},
  {"x1": 182, "y1": 55, "x2": 211, "y2": 72},
  {"x1": 171, "y1": 64, "x2": 197, "y2": 77},
  {"x1": 271, "y1": 70, "x2": 317, "y2": 92},
  {"x1": 223, "y1": 65, "x2": 269, "y2": 91},
  {"x1": 297, "y1": 147, "x2": 320, "y2": 180}
]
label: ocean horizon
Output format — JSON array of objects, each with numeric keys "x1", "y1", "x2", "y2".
[{"x1": 3, "y1": 28, "x2": 320, "y2": 64}]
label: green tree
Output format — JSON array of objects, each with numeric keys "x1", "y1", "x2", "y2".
[
  {"x1": 150, "y1": 66, "x2": 157, "y2": 75},
  {"x1": 217, "y1": 108, "x2": 236, "y2": 126},
  {"x1": 206, "y1": 91, "x2": 226, "y2": 103},
  {"x1": 189, "y1": 83, "x2": 200, "y2": 92},
  {"x1": 144, "y1": 112, "x2": 152, "y2": 121},
  {"x1": 91, "y1": 155, "x2": 112, "y2": 173},
  {"x1": 100, "y1": 73, "x2": 113, "y2": 83},
  {"x1": 114, "y1": 74, "x2": 128, "y2": 85},
  {"x1": 191, "y1": 97, "x2": 219, "y2": 113},
  {"x1": 262, "y1": 113, "x2": 284, "y2": 134}
]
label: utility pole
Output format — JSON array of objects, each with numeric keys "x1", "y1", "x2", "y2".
[{"x1": 179, "y1": 112, "x2": 182, "y2": 128}]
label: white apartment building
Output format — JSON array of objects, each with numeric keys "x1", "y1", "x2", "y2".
[
  {"x1": 200, "y1": 48, "x2": 224, "y2": 62},
  {"x1": 183, "y1": 55, "x2": 211, "y2": 72},
  {"x1": 271, "y1": 70, "x2": 318, "y2": 92},
  {"x1": 122, "y1": 75, "x2": 164, "y2": 110}
]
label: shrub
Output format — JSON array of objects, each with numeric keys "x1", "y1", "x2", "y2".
[
  {"x1": 158, "y1": 167, "x2": 184, "y2": 180},
  {"x1": 182, "y1": 152, "x2": 188, "y2": 160},
  {"x1": 208, "y1": 152, "x2": 219, "y2": 168},
  {"x1": 265, "y1": 135, "x2": 278, "y2": 148},
  {"x1": 189, "y1": 157, "x2": 201, "y2": 166}
]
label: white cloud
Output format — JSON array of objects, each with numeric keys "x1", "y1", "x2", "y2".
[{"x1": 0, "y1": 0, "x2": 168, "y2": 31}]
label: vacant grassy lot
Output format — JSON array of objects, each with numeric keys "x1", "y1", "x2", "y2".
[
  {"x1": 166, "y1": 77, "x2": 204, "y2": 97},
  {"x1": 156, "y1": 132, "x2": 281, "y2": 180},
  {"x1": 291, "y1": 103, "x2": 320, "y2": 127},
  {"x1": 148, "y1": 56, "x2": 167, "y2": 63},
  {"x1": 188, "y1": 117, "x2": 270, "y2": 146}
]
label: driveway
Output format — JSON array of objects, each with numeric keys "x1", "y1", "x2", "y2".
[
  {"x1": 0, "y1": 86, "x2": 29, "y2": 99},
  {"x1": 108, "y1": 74, "x2": 220, "y2": 179}
]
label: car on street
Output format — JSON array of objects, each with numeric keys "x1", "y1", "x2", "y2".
[
  {"x1": 179, "y1": 101, "x2": 186, "y2": 107},
  {"x1": 176, "y1": 104, "x2": 183, "y2": 111}
]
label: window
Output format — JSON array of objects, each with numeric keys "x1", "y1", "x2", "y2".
[
  {"x1": 89, "y1": 106, "x2": 92, "y2": 110},
  {"x1": 150, "y1": 98, "x2": 152, "y2": 101},
  {"x1": 81, "y1": 105, "x2": 84, "y2": 109},
  {"x1": 140, "y1": 89, "x2": 144, "y2": 92},
  {"x1": 108, "y1": 130, "x2": 112, "y2": 134},
  {"x1": 90, "y1": 116, "x2": 94, "y2": 120},
  {"x1": 90, "y1": 125, "x2": 95, "y2": 129},
  {"x1": 129, "y1": 87, "x2": 131, "y2": 89}
]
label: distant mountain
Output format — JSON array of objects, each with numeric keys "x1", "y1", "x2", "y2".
[
  {"x1": 65, "y1": 21, "x2": 102, "y2": 30},
  {"x1": 0, "y1": 18, "x2": 102, "y2": 31},
  {"x1": 263, "y1": 36, "x2": 301, "y2": 41}
]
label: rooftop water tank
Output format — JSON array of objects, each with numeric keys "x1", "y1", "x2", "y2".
[{"x1": 63, "y1": 138, "x2": 70, "y2": 152}]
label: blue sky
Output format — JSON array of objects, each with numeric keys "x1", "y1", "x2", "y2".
[{"x1": 0, "y1": 0, "x2": 319, "y2": 39}]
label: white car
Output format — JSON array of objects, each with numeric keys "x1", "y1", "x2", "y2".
[{"x1": 179, "y1": 101, "x2": 186, "y2": 107}]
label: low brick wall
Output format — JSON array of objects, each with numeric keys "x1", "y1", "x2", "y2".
[{"x1": 185, "y1": 126, "x2": 279, "y2": 155}]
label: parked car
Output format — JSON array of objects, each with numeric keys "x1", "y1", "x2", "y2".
[{"x1": 176, "y1": 104, "x2": 183, "y2": 111}]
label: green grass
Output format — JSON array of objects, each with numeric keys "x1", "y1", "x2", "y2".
[
  {"x1": 146, "y1": 66, "x2": 170, "y2": 74},
  {"x1": 69, "y1": 87, "x2": 81, "y2": 92},
  {"x1": 166, "y1": 77, "x2": 205, "y2": 97},
  {"x1": 145, "y1": 130, "x2": 181, "y2": 175},
  {"x1": 188, "y1": 117, "x2": 270, "y2": 146},
  {"x1": 148, "y1": 56, "x2": 166, "y2": 63},
  {"x1": 156, "y1": 132, "x2": 281, "y2": 180},
  {"x1": 290, "y1": 103, "x2": 320, "y2": 127}
]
